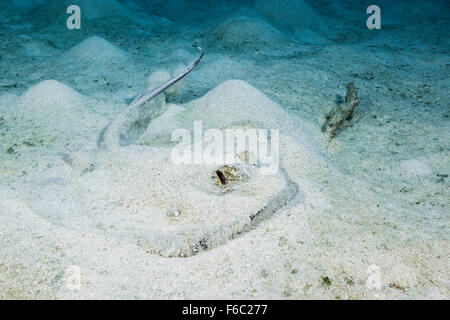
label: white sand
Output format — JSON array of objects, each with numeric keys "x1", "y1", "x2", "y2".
[
  {"x1": 66, "y1": 36, "x2": 130, "y2": 62},
  {"x1": 0, "y1": 0, "x2": 448, "y2": 299}
]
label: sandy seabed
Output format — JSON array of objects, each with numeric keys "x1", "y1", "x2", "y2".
[{"x1": 0, "y1": 0, "x2": 448, "y2": 299}]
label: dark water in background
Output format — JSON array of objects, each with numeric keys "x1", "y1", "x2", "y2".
[
  {"x1": 2, "y1": 1, "x2": 449, "y2": 42},
  {"x1": 0, "y1": 1, "x2": 448, "y2": 122}
]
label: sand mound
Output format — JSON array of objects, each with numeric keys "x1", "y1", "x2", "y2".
[
  {"x1": 253, "y1": 0, "x2": 332, "y2": 44},
  {"x1": 254, "y1": 0, "x2": 320, "y2": 30},
  {"x1": 253, "y1": 0, "x2": 365, "y2": 44},
  {"x1": 18, "y1": 80, "x2": 85, "y2": 118},
  {"x1": 15, "y1": 80, "x2": 103, "y2": 133},
  {"x1": 139, "y1": 80, "x2": 312, "y2": 145},
  {"x1": 207, "y1": 16, "x2": 292, "y2": 51},
  {"x1": 177, "y1": 80, "x2": 311, "y2": 138},
  {"x1": 66, "y1": 36, "x2": 129, "y2": 63}
]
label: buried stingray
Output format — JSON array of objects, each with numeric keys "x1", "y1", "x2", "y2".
[{"x1": 83, "y1": 45, "x2": 301, "y2": 257}]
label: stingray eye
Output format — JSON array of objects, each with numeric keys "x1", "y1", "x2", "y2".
[{"x1": 215, "y1": 170, "x2": 228, "y2": 186}]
